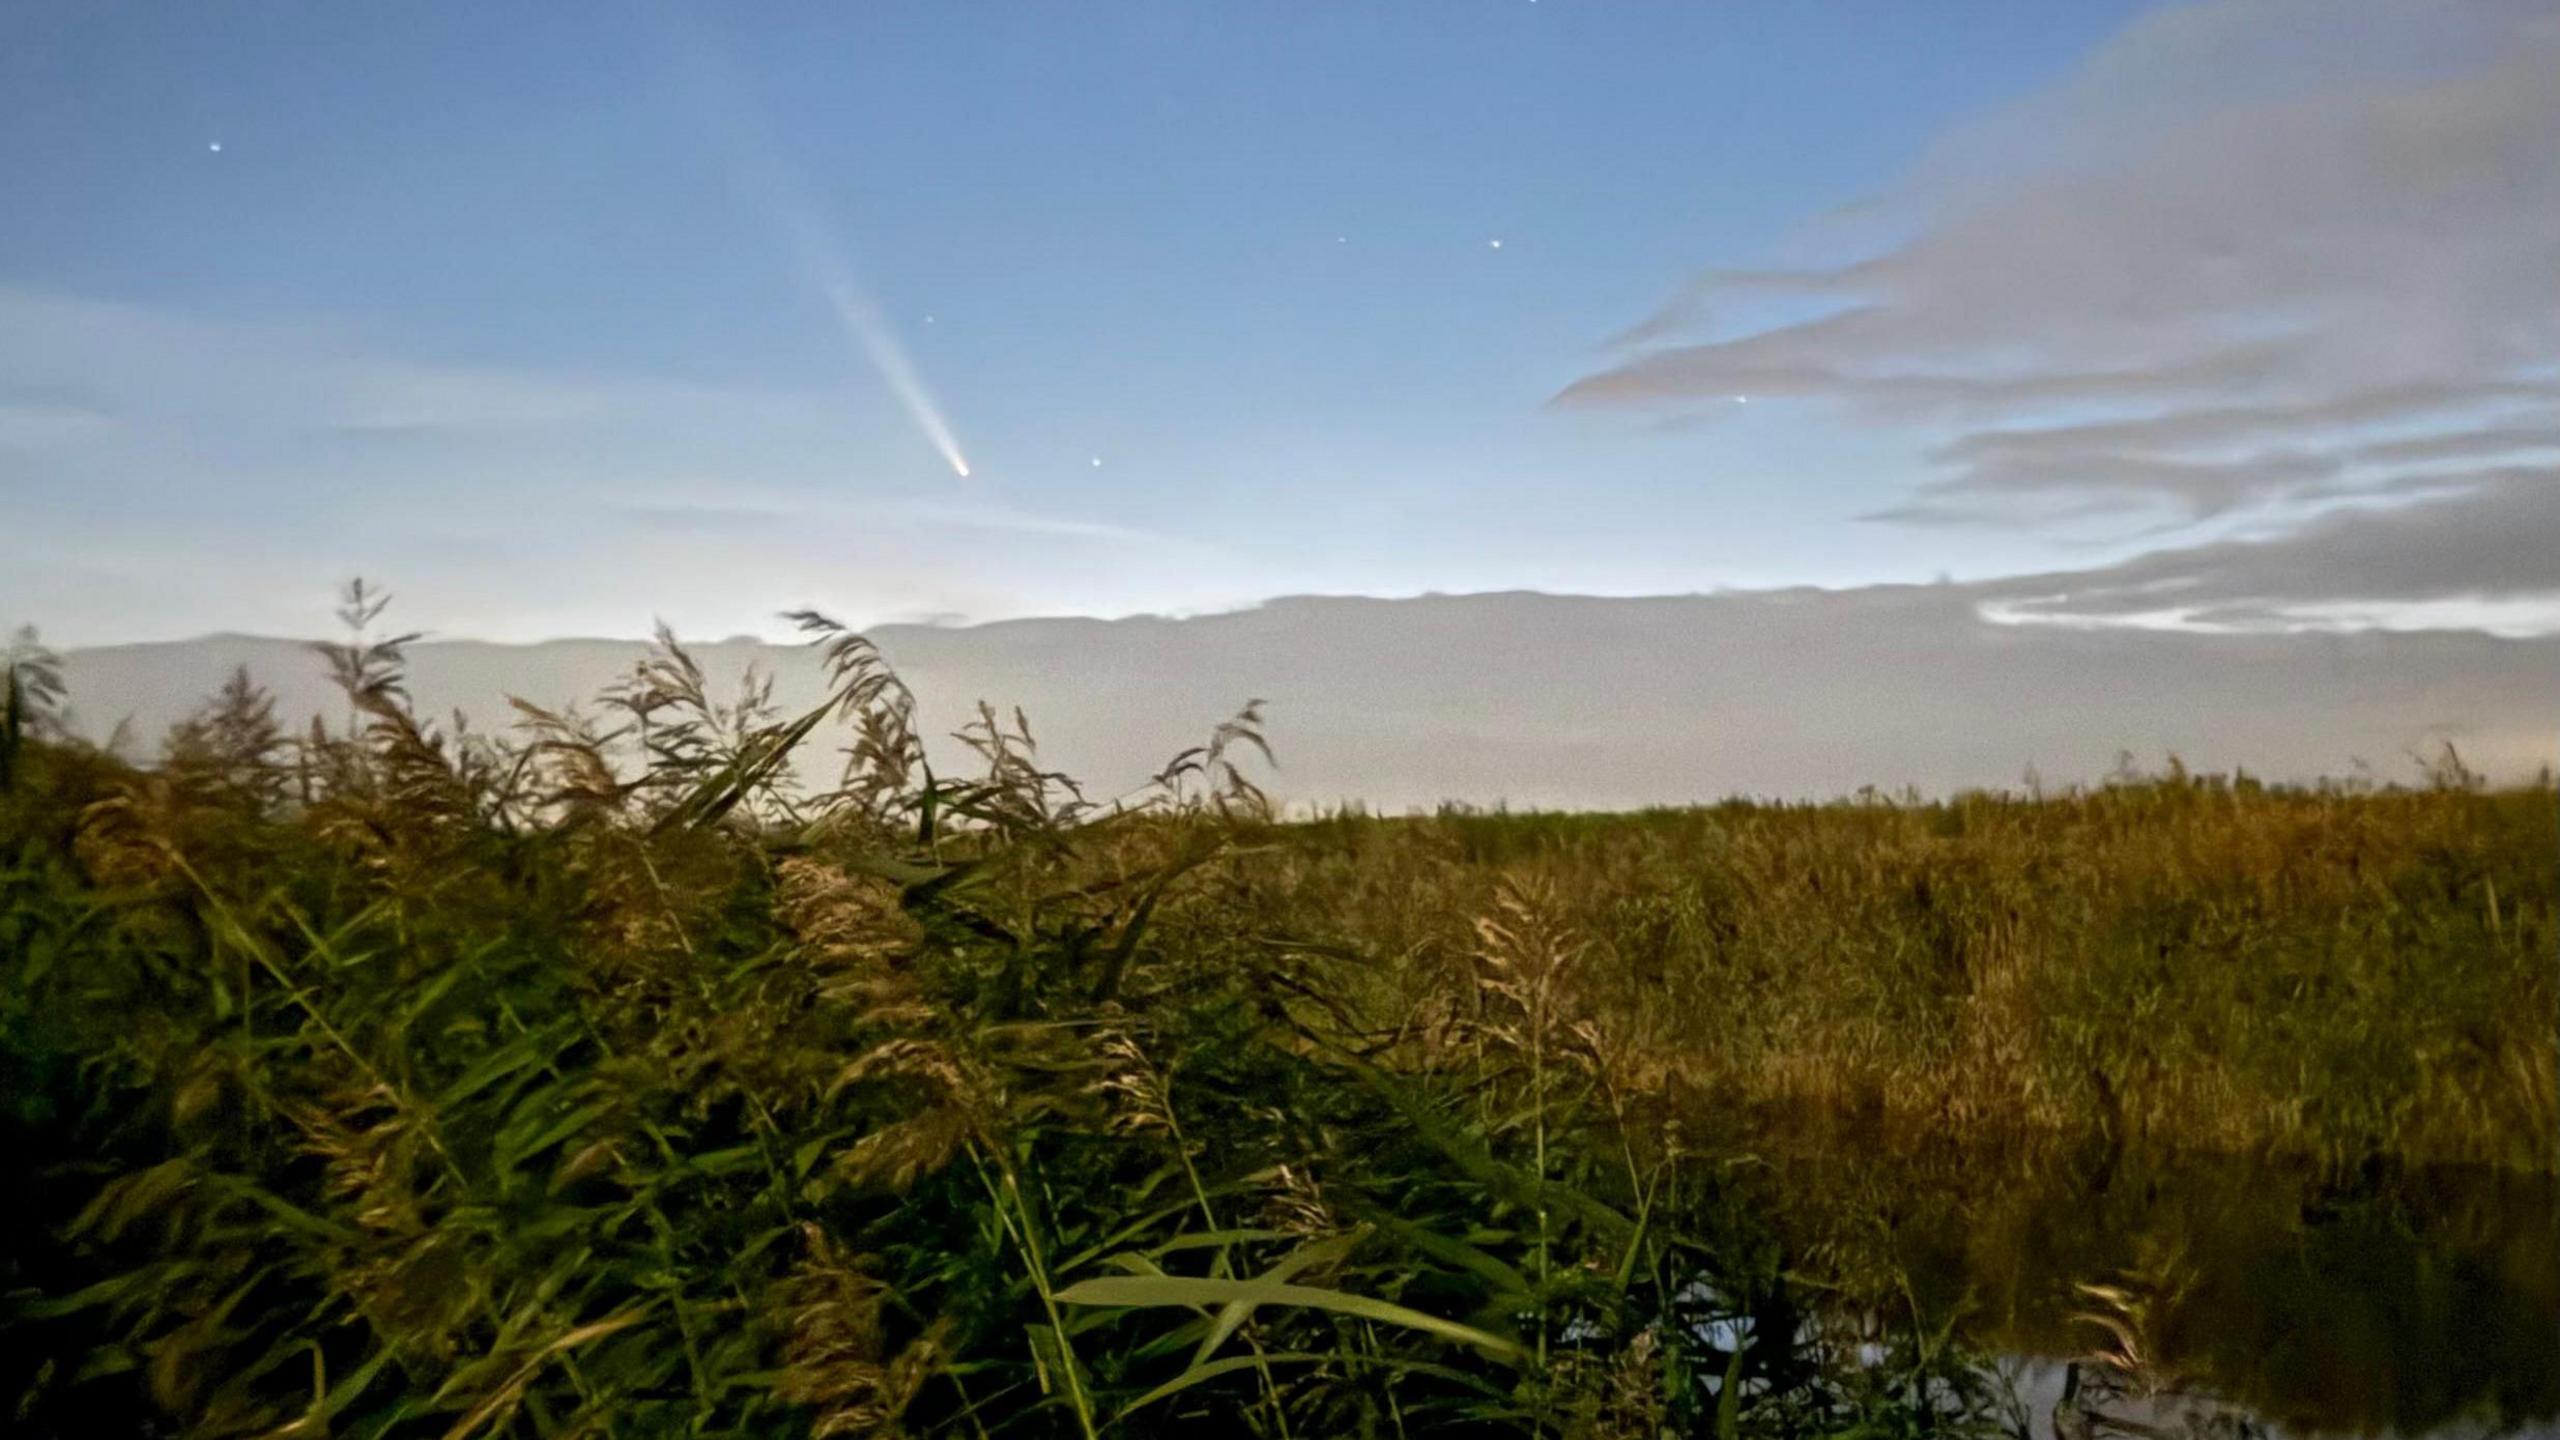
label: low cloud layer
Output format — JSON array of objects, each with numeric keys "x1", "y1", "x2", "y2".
[
  {"x1": 1560, "y1": 0, "x2": 2560, "y2": 629},
  {"x1": 57, "y1": 588, "x2": 2559, "y2": 811}
]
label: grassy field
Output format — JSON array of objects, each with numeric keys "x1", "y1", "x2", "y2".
[
  {"x1": 1219, "y1": 775, "x2": 2556, "y2": 1174},
  {"x1": 2, "y1": 606, "x2": 2551, "y2": 1437}
]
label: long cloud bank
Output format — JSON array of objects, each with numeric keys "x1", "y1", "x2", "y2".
[{"x1": 57, "y1": 586, "x2": 2557, "y2": 811}]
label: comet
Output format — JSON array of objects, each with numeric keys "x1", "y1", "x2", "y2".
[
  {"x1": 774, "y1": 203, "x2": 973, "y2": 479},
  {"x1": 664, "y1": 15, "x2": 972, "y2": 480}
]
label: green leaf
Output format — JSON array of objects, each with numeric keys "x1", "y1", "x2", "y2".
[
  {"x1": 1118, "y1": 1350, "x2": 1290, "y2": 1415},
  {"x1": 1052, "y1": 1274, "x2": 1526, "y2": 1364},
  {"x1": 1716, "y1": 1340, "x2": 1745, "y2": 1440},
  {"x1": 1145, "y1": 1228, "x2": 1298, "y2": 1257},
  {"x1": 501, "y1": 1099, "x2": 618, "y2": 1169},
  {"x1": 1366, "y1": 1212, "x2": 1532, "y2": 1298},
  {"x1": 651, "y1": 702, "x2": 832, "y2": 836},
  {"x1": 437, "y1": 1024, "x2": 571, "y2": 1110},
  {"x1": 1117, "y1": 1351, "x2": 1501, "y2": 1420},
  {"x1": 1191, "y1": 1230, "x2": 1366, "y2": 1366}
]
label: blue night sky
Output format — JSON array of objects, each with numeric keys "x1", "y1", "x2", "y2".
[{"x1": 4, "y1": 1, "x2": 2551, "y2": 644}]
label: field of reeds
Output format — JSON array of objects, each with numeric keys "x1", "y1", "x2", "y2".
[
  {"x1": 1216, "y1": 769, "x2": 2556, "y2": 1175},
  {"x1": 2, "y1": 594, "x2": 2552, "y2": 1438}
]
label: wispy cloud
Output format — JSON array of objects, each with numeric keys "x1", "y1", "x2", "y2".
[
  {"x1": 611, "y1": 492, "x2": 1167, "y2": 545},
  {"x1": 0, "y1": 289, "x2": 1231, "y2": 644},
  {"x1": 1558, "y1": 0, "x2": 2560, "y2": 626},
  {"x1": 1979, "y1": 464, "x2": 2560, "y2": 629},
  {"x1": 0, "y1": 399, "x2": 113, "y2": 451},
  {"x1": 0, "y1": 287, "x2": 809, "y2": 448}
]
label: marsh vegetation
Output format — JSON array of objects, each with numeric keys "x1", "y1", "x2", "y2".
[{"x1": 2, "y1": 594, "x2": 2551, "y2": 1437}]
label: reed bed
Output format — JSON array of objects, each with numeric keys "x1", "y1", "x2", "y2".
[
  {"x1": 1, "y1": 592, "x2": 2549, "y2": 1437},
  {"x1": 1215, "y1": 766, "x2": 2555, "y2": 1174}
]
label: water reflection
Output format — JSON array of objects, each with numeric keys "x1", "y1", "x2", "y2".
[{"x1": 1726, "y1": 1135, "x2": 2559, "y2": 1436}]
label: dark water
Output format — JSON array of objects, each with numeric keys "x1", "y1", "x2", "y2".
[{"x1": 1747, "y1": 1141, "x2": 2559, "y2": 1436}]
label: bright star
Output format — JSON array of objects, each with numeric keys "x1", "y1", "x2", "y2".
[
  {"x1": 1090, "y1": 456, "x2": 1103, "y2": 468},
  {"x1": 208, "y1": 141, "x2": 223, "y2": 153},
  {"x1": 1489, "y1": 238, "x2": 1504, "y2": 250}
]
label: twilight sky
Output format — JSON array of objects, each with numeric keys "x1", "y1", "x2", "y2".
[{"x1": 3, "y1": 0, "x2": 2552, "y2": 646}]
